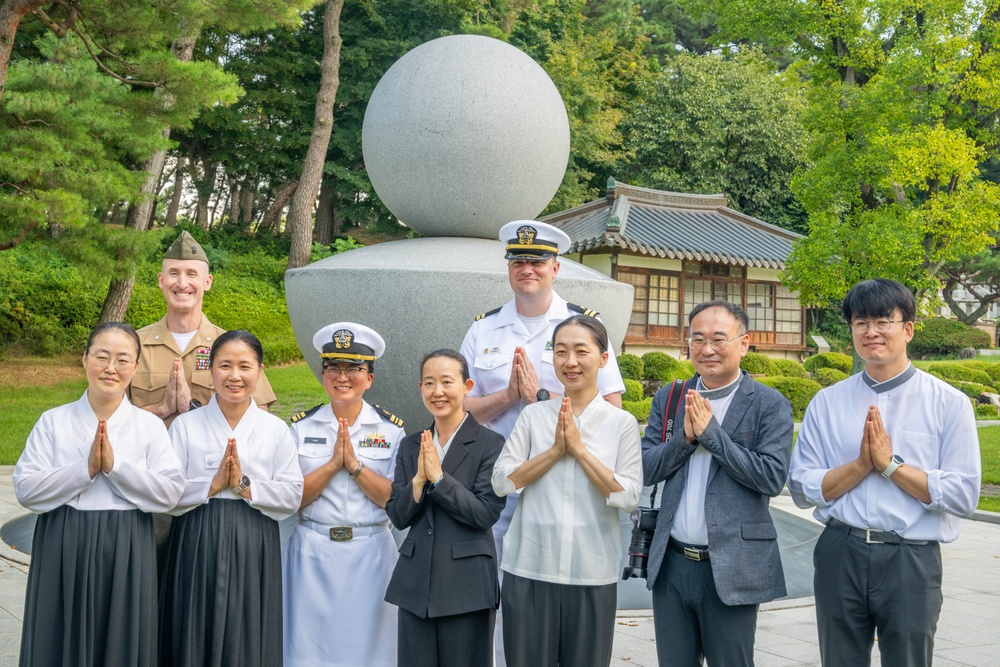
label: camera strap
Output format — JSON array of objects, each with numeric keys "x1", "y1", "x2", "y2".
[{"x1": 650, "y1": 378, "x2": 691, "y2": 507}]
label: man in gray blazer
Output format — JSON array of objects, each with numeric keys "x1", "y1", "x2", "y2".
[{"x1": 642, "y1": 300, "x2": 794, "y2": 666}]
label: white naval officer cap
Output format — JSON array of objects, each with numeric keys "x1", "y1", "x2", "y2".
[
  {"x1": 499, "y1": 220, "x2": 571, "y2": 260},
  {"x1": 312, "y1": 322, "x2": 385, "y2": 362}
]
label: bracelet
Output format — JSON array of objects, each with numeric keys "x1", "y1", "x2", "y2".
[{"x1": 350, "y1": 462, "x2": 365, "y2": 479}]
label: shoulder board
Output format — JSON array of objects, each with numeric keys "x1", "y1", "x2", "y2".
[
  {"x1": 567, "y1": 302, "x2": 600, "y2": 318},
  {"x1": 373, "y1": 404, "x2": 404, "y2": 427},
  {"x1": 290, "y1": 403, "x2": 325, "y2": 424},
  {"x1": 474, "y1": 306, "x2": 503, "y2": 322}
]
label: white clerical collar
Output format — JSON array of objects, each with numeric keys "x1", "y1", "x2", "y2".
[
  {"x1": 696, "y1": 372, "x2": 743, "y2": 400},
  {"x1": 862, "y1": 363, "x2": 916, "y2": 394}
]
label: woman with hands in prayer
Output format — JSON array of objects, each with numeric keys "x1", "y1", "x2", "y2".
[
  {"x1": 14, "y1": 322, "x2": 184, "y2": 667},
  {"x1": 492, "y1": 315, "x2": 643, "y2": 667},
  {"x1": 384, "y1": 350, "x2": 506, "y2": 667},
  {"x1": 159, "y1": 329, "x2": 302, "y2": 667}
]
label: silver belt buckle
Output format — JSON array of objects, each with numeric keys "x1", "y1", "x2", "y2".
[
  {"x1": 865, "y1": 529, "x2": 884, "y2": 544},
  {"x1": 683, "y1": 546, "x2": 703, "y2": 561},
  {"x1": 330, "y1": 526, "x2": 353, "y2": 541}
]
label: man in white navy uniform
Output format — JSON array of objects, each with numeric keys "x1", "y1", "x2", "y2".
[
  {"x1": 789, "y1": 279, "x2": 981, "y2": 667},
  {"x1": 460, "y1": 219, "x2": 626, "y2": 666},
  {"x1": 283, "y1": 322, "x2": 405, "y2": 667}
]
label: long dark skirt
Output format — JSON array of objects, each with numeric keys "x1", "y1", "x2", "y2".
[
  {"x1": 159, "y1": 498, "x2": 282, "y2": 667},
  {"x1": 19, "y1": 506, "x2": 158, "y2": 667}
]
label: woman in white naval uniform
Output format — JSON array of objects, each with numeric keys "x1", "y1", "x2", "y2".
[
  {"x1": 283, "y1": 322, "x2": 405, "y2": 667},
  {"x1": 159, "y1": 329, "x2": 303, "y2": 667},
  {"x1": 14, "y1": 322, "x2": 184, "y2": 667}
]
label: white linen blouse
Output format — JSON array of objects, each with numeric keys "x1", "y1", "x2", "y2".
[
  {"x1": 14, "y1": 392, "x2": 184, "y2": 513},
  {"x1": 168, "y1": 395, "x2": 303, "y2": 521},
  {"x1": 492, "y1": 395, "x2": 643, "y2": 585}
]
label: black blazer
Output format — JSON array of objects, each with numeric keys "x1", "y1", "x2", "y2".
[{"x1": 384, "y1": 413, "x2": 506, "y2": 618}]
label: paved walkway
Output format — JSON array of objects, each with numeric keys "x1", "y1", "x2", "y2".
[{"x1": 0, "y1": 466, "x2": 997, "y2": 666}]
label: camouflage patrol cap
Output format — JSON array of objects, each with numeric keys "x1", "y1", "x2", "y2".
[{"x1": 163, "y1": 231, "x2": 209, "y2": 265}]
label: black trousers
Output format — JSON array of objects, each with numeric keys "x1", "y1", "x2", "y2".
[
  {"x1": 651, "y1": 549, "x2": 759, "y2": 667},
  {"x1": 501, "y1": 572, "x2": 617, "y2": 667},
  {"x1": 813, "y1": 524, "x2": 942, "y2": 667},
  {"x1": 397, "y1": 607, "x2": 494, "y2": 667}
]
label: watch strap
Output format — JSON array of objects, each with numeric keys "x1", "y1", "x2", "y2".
[
  {"x1": 350, "y1": 462, "x2": 366, "y2": 479},
  {"x1": 881, "y1": 455, "x2": 904, "y2": 479}
]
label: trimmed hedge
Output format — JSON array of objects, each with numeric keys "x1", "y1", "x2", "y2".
[
  {"x1": 926, "y1": 362, "x2": 993, "y2": 386},
  {"x1": 960, "y1": 361, "x2": 1000, "y2": 383},
  {"x1": 642, "y1": 352, "x2": 679, "y2": 381},
  {"x1": 814, "y1": 367, "x2": 848, "y2": 387},
  {"x1": 975, "y1": 403, "x2": 999, "y2": 419},
  {"x1": 758, "y1": 376, "x2": 822, "y2": 420},
  {"x1": 804, "y1": 352, "x2": 853, "y2": 374},
  {"x1": 740, "y1": 352, "x2": 779, "y2": 376},
  {"x1": 910, "y1": 318, "x2": 992, "y2": 358},
  {"x1": 622, "y1": 398, "x2": 653, "y2": 423},
  {"x1": 623, "y1": 379, "x2": 645, "y2": 403},
  {"x1": 941, "y1": 379, "x2": 994, "y2": 400},
  {"x1": 774, "y1": 358, "x2": 808, "y2": 378},
  {"x1": 671, "y1": 360, "x2": 696, "y2": 381},
  {"x1": 618, "y1": 353, "x2": 643, "y2": 381}
]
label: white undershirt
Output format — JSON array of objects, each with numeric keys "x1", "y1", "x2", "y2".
[
  {"x1": 171, "y1": 330, "x2": 197, "y2": 353},
  {"x1": 516, "y1": 312, "x2": 547, "y2": 336},
  {"x1": 670, "y1": 374, "x2": 742, "y2": 546},
  {"x1": 433, "y1": 413, "x2": 469, "y2": 461}
]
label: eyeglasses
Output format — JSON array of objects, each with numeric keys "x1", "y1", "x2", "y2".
[
  {"x1": 323, "y1": 364, "x2": 368, "y2": 379},
  {"x1": 850, "y1": 319, "x2": 903, "y2": 334},
  {"x1": 687, "y1": 334, "x2": 744, "y2": 352},
  {"x1": 88, "y1": 354, "x2": 136, "y2": 371}
]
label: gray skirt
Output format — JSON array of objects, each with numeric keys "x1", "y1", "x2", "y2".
[
  {"x1": 159, "y1": 498, "x2": 282, "y2": 667},
  {"x1": 19, "y1": 506, "x2": 158, "y2": 667}
]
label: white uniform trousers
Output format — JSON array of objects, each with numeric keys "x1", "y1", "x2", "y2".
[{"x1": 283, "y1": 522, "x2": 398, "y2": 667}]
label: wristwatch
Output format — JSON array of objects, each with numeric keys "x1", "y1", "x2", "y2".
[
  {"x1": 350, "y1": 462, "x2": 366, "y2": 479},
  {"x1": 881, "y1": 454, "x2": 904, "y2": 479},
  {"x1": 188, "y1": 399, "x2": 203, "y2": 411},
  {"x1": 536, "y1": 388, "x2": 550, "y2": 402},
  {"x1": 233, "y1": 474, "x2": 251, "y2": 493}
]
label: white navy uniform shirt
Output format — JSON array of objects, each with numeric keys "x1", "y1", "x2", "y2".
[
  {"x1": 460, "y1": 292, "x2": 627, "y2": 439},
  {"x1": 670, "y1": 374, "x2": 741, "y2": 546},
  {"x1": 788, "y1": 365, "x2": 981, "y2": 542},
  {"x1": 15, "y1": 392, "x2": 184, "y2": 513},
  {"x1": 492, "y1": 395, "x2": 643, "y2": 585},
  {"x1": 168, "y1": 395, "x2": 303, "y2": 521},
  {"x1": 290, "y1": 401, "x2": 404, "y2": 527}
]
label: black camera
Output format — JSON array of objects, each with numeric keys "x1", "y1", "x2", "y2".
[{"x1": 622, "y1": 506, "x2": 659, "y2": 579}]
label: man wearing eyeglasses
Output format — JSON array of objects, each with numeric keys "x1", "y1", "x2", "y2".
[
  {"x1": 641, "y1": 300, "x2": 793, "y2": 667},
  {"x1": 789, "y1": 278, "x2": 981, "y2": 666}
]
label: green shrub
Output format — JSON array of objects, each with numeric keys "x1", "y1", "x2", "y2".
[
  {"x1": 622, "y1": 398, "x2": 653, "y2": 423},
  {"x1": 757, "y1": 376, "x2": 822, "y2": 420},
  {"x1": 642, "y1": 352, "x2": 679, "y2": 381},
  {"x1": 910, "y1": 318, "x2": 992, "y2": 358},
  {"x1": 774, "y1": 359, "x2": 808, "y2": 378},
  {"x1": 804, "y1": 352, "x2": 853, "y2": 374},
  {"x1": 618, "y1": 353, "x2": 643, "y2": 381},
  {"x1": 623, "y1": 379, "x2": 645, "y2": 402},
  {"x1": 975, "y1": 403, "x2": 999, "y2": 419},
  {"x1": 669, "y1": 360, "x2": 696, "y2": 381},
  {"x1": 942, "y1": 379, "x2": 994, "y2": 400},
  {"x1": 814, "y1": 367, "x2": 848, "y2": 387},
  {"x1": 962, "y1": 361, "x2": 1000, "y2": 382},
  {"x1": 927, "y1": 362, "x2": 993, "y2": 386},
  {"x1": 740, "y1": 352, "x2": 780, "y2": 376}
]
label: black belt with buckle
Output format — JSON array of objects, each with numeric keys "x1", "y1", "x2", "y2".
[
  {"x1": 827, "y1": 518, "x2": 930, "y2": 545},
  {"x1": 668, "y1": 538, "x2": 710, "y2": 561}
]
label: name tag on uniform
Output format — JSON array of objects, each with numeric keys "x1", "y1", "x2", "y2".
[
  {"x1": 359, "y1": 433, "x2": 389, "y2": 448},
  {"x1": 481, "y1": 346, "x2": 504, "y2": 355},
  {"x1": 304, "y1": 437, "x2": 327, "y2": 444}
]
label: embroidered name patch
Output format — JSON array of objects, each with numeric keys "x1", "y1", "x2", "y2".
[
  {"x1": 359, "y1": 433, "x2": 389, "y2": 448},
  {"x1": 195, "y1": 347, "x2": 212, "y2": 370}
]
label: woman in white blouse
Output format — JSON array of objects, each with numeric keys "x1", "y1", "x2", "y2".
[
  {"x1": 492, "y1": 315, "x2": 643, "y2": 667},
  {"x1": 158, "y1": 329, "x2": 303, "y2": 667},
  {"x1": 14, "y1": 322, "x2": 184, "y2": 667}
]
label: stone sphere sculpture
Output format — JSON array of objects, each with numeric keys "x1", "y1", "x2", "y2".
[{"x1": 362, "y1": 34, "x2": 570, "y2": 239}]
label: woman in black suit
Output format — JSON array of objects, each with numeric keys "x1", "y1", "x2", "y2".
[{"x1": 385, "y1": 349, "x2": 506, "y2": 667}]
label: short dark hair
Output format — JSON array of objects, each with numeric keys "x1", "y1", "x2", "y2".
[
  {"x1": 420, "y1": 349, "x2": 469, "y2": 381},
  {"x1": 841, "y1": 279, "x2": 915, "y2": 323},
  {"x1": 211, "y1": 330, "x2": 264, "y2": 366},
  {"x1": 688, "y1": 300, "x2": 749, "y2": 334},
  {"x1": 553, "y1": 315, "x2": 609, "y2": 354},
  {"x1": 86, "y1": 322, "x2": 141, "y2": 358}
]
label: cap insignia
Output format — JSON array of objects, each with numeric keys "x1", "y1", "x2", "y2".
[
  {"x1": 517, "y1": 225, "x2": 537, "y2": 246},
  {"x1": 333, "y1": 329, "x2": 353, "y2": 349}
]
